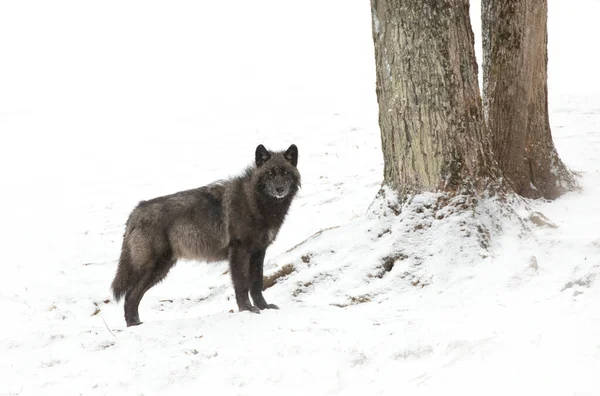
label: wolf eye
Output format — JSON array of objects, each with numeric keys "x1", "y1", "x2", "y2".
[
  {"x1": 269, "y1": 170, "x2": 275, "y2": 176},
  {"x1": 283, "y1": 171, "x2": 289, "y2": 175}
]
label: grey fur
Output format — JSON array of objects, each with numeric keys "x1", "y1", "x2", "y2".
[{"x1": 111, "y1": 144, "x2": 300, "y2": 326}]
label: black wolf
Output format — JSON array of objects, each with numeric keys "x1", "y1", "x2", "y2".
[{"x1": 111, "y1": 144, "x2": 300, "y2": 326}]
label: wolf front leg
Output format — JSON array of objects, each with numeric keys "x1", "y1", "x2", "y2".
[
  {"x1": 229, "y1": 240, "x2": 260, "y2": 314},
  {"x1": 249, "y1": 249, "x2": 279, "y2": 310}
]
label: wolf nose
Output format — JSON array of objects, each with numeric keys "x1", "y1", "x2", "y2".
[{"x1": 276, "y1": 187, "x2": 284, "y2": 194}]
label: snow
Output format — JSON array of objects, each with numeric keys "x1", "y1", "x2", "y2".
[{"x1": 1, "y1": 1, "x2": 600, "y2": 395}]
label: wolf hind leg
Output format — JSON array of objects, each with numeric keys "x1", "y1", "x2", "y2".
[
  {"x1": 124, "y1": 252, "x2": 176, "y2": 327},
  {"x1": 249, "y1": 249, "x2": 279, "y2": 310}
]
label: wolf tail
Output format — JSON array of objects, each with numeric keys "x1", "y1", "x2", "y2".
[{"x1": 111, "y1": 240, "x2": 137, "y2": 302}]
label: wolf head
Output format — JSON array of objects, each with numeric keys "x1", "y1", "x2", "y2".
[{"x1": 254, "y1": 144, "x2": 300, "y2": 200}]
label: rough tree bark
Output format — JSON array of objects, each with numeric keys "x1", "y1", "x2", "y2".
[
  {"x1": 371, "y1": 0, "x2": 498, "y2": 198},
  {"x1": 482, "y1": 0, "x2": 578, "y2": 199}
]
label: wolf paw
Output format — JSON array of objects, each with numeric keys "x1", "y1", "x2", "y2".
[
  {"x1": 239, "y1": 305, "x2": 261, "y2": 314},
  {"x1": 255, "y1": 301, "x2": 279, "y2": 310}
]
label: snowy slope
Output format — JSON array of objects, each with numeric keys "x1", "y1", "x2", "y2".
[{"x1": 1, "y1": 1, "x2": 599, "y2": 395}]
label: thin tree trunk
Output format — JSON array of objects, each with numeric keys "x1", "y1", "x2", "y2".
[
  {"x1": 371, "y1": 0, "x2": 497, "y2": 197},
  {"x1": 482, "y1": 0, "x2": 577, "y2": 199}
]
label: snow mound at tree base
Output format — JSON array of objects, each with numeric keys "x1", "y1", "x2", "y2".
[{"x1": 262, "y1": 187, "x2": 546, "y2": 310}]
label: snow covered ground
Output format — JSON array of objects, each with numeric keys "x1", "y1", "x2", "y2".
[{"x1": 1, "y1": 1, "x2": 599, "y2": 395}]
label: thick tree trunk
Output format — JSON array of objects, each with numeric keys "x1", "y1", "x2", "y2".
[
  {"x1": 371, "y1": 0, "x2": 497, "y2": 198},
  {"x1": 482, "y1": 0, "x2": 577, "y2": 199}
]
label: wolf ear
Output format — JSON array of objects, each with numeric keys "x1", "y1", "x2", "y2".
[
  {"x1": 284, "y1": 144, "x2": 298, "y2": 167},
  {"x1": 255, "y1": 144, "x2": 271, "y2": 167}
]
